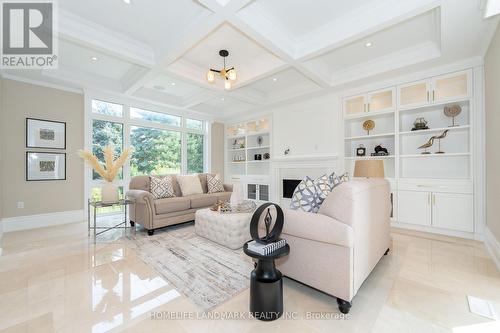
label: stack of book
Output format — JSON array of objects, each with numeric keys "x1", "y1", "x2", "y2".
[{"x1": 247, "y1": 239, "x2": 287, "y2": 255}]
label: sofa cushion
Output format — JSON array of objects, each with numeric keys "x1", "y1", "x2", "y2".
[
  {"x1": 154, "y1": 197, "x2": 191, "y2": 214},
  {"x1": 290, "y1": 177, "x2": 320, "y2": 213},
  {"x1": 186, "y1": 194, "x2": 218, "y2": 209},
  {"x1": 177, "y1": 175, "x2": 203, "y2": 196},
  {"x1": 150, "y1": 176, "x2": 175, "y2": 199},
  {"x1": 207, "y1": 174, "x2": 225, "y2": 193},
  {"x1": 215, "y1": 191, "x2": 232, "y2": 202}
]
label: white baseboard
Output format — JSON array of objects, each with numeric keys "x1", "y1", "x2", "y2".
[
  {"x1": 391, "y1": 221, "x2": 477, "y2": 240},
  {"x1": 484, "y1": 227, "x2": 500, "y2": 271},
  {"x1": 1, "y1": 210, "x2": 85, "y2": 233}
]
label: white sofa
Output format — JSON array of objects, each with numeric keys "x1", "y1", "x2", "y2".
[{"x1": 275, "y1": 178, "x2": 391, "y2": 314}]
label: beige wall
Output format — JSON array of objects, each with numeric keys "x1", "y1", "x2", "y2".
[
  {"x1": 485, "y1": 22, "x2": 500, "y2": 241},
  {"x1": 0, "y1": 79, "x2": 84, "y2": 218},
  {"x1": 210, "y1": 122, "x2": 224, "y2": 179}
]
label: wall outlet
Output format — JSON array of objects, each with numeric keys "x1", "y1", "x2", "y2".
[{"x1": 17, "y1": 201, "x2": 24, "y2": 209}]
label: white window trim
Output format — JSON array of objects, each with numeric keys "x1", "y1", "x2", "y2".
[{"x1": 84, "y1": 93, "x2": 209, "y2": 217}]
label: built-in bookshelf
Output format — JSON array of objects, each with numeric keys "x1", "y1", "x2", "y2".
[
  {"x1": 342, "y1": 69, "x2": 477, "y2": 238},
  {"x1": 225, "y1": 117, "x2": 272, "y2": 202}
]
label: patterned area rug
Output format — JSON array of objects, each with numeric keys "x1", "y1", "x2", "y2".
[{"x1": 123, "y1": 223, "x2": 253, "y2": 311}]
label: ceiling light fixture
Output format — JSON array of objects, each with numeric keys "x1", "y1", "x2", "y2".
[
  {"x1": 272, "y1": 78, "x2": 278, "y2": 82},
  {"x1": 206, "y1": 49, "x2": 237, "y2": 90},
  {"x1": 91, "y1": 56, "x2": 98, "y2": 61},
  {"x1": 171, "y1": 82, "x2": 176, "y2": 86},
  {"x1": 123, "y1": 0, "x2": 131, "y2": 4},
  {"x1": 221, "y1": 97, "x2": 225, "y2": 101},
  {"x1": 365, "y1": 42, "x2": 373, "y2": 47}
]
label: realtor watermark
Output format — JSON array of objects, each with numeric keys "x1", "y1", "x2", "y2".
[
  {"x1": 150, "y1": 311, "x2": 352, "y2": 321},
  {"x1": 1, "y1": 0, "x2": 58, "y2": 69}
]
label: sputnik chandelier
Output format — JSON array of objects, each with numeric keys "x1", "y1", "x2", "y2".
[{"x1": 206, "y1": 49, "x2": 237, "y2": 90}]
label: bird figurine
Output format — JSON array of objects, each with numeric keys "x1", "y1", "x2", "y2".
[
  {"x1": 418, "y1": 136, "x2": 436, "y2": 154},
  {"x1": 434, "y1": 130, "x2": 449, "y2": 154}
]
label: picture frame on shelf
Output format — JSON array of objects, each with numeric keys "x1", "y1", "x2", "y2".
[
  {"x1": 26, "y1": 118, "x2": 66, "y2": 150},
  {"x1": 26, "y1": 152, "x2": 66, "y2": 181}
]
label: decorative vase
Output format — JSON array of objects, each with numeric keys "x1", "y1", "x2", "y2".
[
  {"x1": 230, "y1": 183, "x2": 244, "y2": 207},
  {"x1": 101, "y1": 182, "x2": 119, "y2": 203}
]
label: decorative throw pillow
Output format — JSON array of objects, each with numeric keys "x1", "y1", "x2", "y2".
[
  {"x1": 207, "y1": 174, "x2": 225, "y2": 193},
  {"x1": 290, "y1": 177, "x2": 320, "y2": 213},
  {"x1": 177, "y1": 174, "x2": 203, "y2": 196},
  {"x1": 314, "y1": 172, "x2": 343, "y2": 207},
  {"x1": 150, "y1": 176, "x2": 175, "y2": 199}
]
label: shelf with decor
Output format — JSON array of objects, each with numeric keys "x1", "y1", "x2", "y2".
[
  {"x1": 342, "y1": 68, "x2": 477, "y2": 238},
  {"x1": 225, "y1": 116, "x2": 273, "y2": 201}
]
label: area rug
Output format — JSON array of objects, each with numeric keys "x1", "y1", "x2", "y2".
[{"x1": 123, "y1": 223, "x2": 253, "y2": 311}]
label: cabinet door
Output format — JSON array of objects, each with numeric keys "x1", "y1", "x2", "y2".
[
  {"x1": 368, "y1": 88, "x2": 394, "y2": 113},
  {"x1": 398, "y1": 80, "x2": 430, "y2": 108},
  {"x1": 432, "y1": 193, "x2": 473, "y2": 232},
  {"x1": 344, "y1": 95, "x2": 366, "y2": 116},
  {"x1": 432, "y1": 71, "x2": 470, "y2": 103},
  {"x1": 247, "y1": 184, "x2": 257, "y2": 200},
  {"x1": 258, "y1": 184, "x2": 269, "y2": 201},
  {"x1": 397, "y1": 191, "x2": 431, "y2": 226}
]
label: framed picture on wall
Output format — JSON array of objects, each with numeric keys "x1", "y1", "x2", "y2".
[
  {"x1": 26, "y1": 118, "x2": 66, "y2": 149},
  {"x1": 26, "y1": 152, "x2": 66, "y2": 181}
]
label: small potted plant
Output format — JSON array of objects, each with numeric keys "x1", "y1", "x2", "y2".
[{"x1": 78, "y1": 145, "x2": 131, "y2": 203}]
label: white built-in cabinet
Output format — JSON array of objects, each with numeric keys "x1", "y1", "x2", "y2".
[
  {"x1": 398, "y1": 70, "x2": 470, "y2": 109},
  {"x1": 343, "y1": 69, "x2": 477, "y2": 238},
  {"x1": 344, "y1": 87, "x2": 395, "y2": 116},
  {"x1": 225, "y1": 116, "x2": 272, "y2": 203}
]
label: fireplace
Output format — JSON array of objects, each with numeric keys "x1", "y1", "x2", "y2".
[{"x1": 282, "y1": 179, "x2": 301, "y2": 198}]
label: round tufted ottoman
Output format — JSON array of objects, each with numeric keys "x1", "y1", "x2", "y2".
[{"x1": 195, "y1": 208, "x2": 252, "y2": 249}]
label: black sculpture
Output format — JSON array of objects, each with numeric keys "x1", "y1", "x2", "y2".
[
  {"x1": 371, "y1": 144, "x2": 389, "y2": 156},
  {"x1": 250, "y1": 203, "x2": 284, "y2": 244}
]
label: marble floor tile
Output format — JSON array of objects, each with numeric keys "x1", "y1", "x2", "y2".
[{"x1": 0, "y1": 222, "x2": 499, "y2": 333}]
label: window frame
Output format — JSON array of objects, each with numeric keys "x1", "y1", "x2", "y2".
[{"x1": 84, "y1": 93, "x2": 209, "y2": 216}]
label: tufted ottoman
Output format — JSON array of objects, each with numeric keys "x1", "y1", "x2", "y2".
[{"x1": 195, "y1": 208, "x2": 252, "y2": 249}]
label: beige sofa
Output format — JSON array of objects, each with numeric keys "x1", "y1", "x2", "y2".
[
  {"x1": 126, "y1": 174, "x2": 232, "y2": 235},
  {"x1": 275, "y1": 178, "x2": 391, "y2": 314}
]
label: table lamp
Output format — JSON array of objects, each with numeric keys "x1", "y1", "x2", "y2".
[{"x1": 353, "y1": 160, "x2": 385, "y2": 178}]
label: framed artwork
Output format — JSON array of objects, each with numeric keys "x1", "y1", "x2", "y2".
[
  {"x1": 26, "y1": 152, "x2": 66, "y2": 181},
  {"x1": 26, "y1": 118, "x2": 66, "y2": 149}
]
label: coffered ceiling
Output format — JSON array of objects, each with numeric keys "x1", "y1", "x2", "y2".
[{"x1": 1, "y1": 0, "x2": 498, "y2": 120}]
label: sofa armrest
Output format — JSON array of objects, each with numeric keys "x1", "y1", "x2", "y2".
[
  {"x1": 223, "y1": 184, "x2": 233, "y2": 192},
  {"x1": 261, "y1": 209, "x2": 354, "y2": 248},
  {"x1": 126, "y1": 189, "x2": 155, "y2": 205}
]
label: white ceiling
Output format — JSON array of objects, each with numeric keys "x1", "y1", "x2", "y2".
[{"x1": 1, "y1": 0, "x2": 499, "y2": 120}]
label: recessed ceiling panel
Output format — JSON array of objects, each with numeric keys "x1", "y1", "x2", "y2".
[
  {"x1": 191, "y1": 96, "x2": 257, "y2": 116},
  {"x1": 143, "y1": 73, "x2": 210, "y2": 99},
  {"x1": 303, "y1": 9, "x2": 441, "y2": 85},
  {"x1": 238, "y1": 68, "x2": 321, "y2": 101},
  {"x1": 59, "y1": 40, "x2": 134, "y2": 80},
  {"x1": 167, "y1": 23, "x2": 286, "y2": 89},
  {"x1": 239, "y1": 0, "x2": 375, "y2": 39},
  {"x1": 59, "y1": 0, "x2": 213, "y2": 54}
]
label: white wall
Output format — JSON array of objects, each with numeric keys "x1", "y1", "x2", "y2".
[
  {"x1": 271, "y1": 94, "x2": 341, "y2": 158},
  {"x1": 485, "y1": 22, "x2": 500, "y2": 243}
]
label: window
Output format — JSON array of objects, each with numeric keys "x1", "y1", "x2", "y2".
[
  {"x1": 92, "y1": 99, "x2": 123, "y2": 117},
  {"x1": 130, "y1": 126, "x2": 181, "y2": 176},
  {"x1": 91, "y1": 119, "x2": 123, "y2": 180},
  {"x1": 187, "y1": 133, "x2": 204, "y2": 174},
  {"x1": 186, "y1": 118, "x2": 203, "y2": 131},
  {"x1": 87, "y1": 98, "x2": 208, "y2": 211},
  {"x1": 130, "y1": 107, "x2": 181, "y2": 127}
]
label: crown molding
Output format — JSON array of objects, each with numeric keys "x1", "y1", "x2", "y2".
[{"x1": 58, "y1": 9, "x2": 155, "y2": 67}]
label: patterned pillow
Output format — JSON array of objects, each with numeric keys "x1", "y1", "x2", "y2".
[
  {"x1": 207, "y1": 174, "x2": 225, "y2": 194},
  {"x1": 290, "y1": 177, "x2": 320, "y2": 213},
  {"x1": 150, "y1": 176, "x2": 175, "y2": 199},
  {"x1": 315, "y1": 172, "x2": 342, "y2": 206}
]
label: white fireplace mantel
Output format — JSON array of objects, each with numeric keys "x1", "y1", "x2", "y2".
[{"x1": 271, "y1": 154, "x2": 339, "y2": 203}]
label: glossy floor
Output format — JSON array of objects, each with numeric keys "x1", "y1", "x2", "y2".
[{"x1": 1, "y1": 222, "x2": 499, "y2": 333}]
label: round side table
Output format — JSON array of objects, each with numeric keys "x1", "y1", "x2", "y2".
[{"x1": 243, "y1": 241, "x2": 290, "y2": 321}]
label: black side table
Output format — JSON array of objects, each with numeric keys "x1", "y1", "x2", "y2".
[{"x1": 243, "y1": 241, "x2": 290, "y2": 321}]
